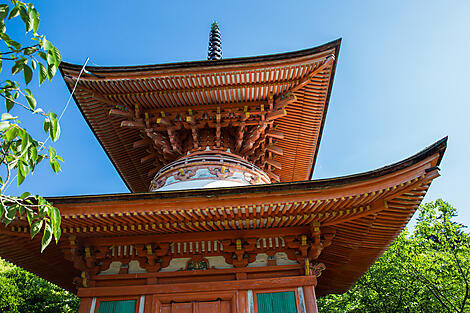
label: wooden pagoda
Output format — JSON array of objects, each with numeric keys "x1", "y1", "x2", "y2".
[{"x1": 0, "y1": 36, "x2": 447, "y2": 313}]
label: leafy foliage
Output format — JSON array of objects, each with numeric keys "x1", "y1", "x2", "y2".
[
  {"x1": 0, "y1": 259, "x2": 79, "y2": 313},
  {"x1": 318, "y1": 200, "x2": 470, "y2": 313},
  {"x1": 0, "y1": 0, "x2": 63, "y2": 251}
]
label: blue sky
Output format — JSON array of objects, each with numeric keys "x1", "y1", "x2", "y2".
[{"x1": 5, "y1": 1, "x2": 470, "y2": 226}]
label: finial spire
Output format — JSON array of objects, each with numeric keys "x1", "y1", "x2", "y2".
[{"x1": 208, "y1": 21, "x2": 222, "y2": 60}]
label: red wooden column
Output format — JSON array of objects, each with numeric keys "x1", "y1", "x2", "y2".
[
  {"x1": 302, "y1": 285, "x2": 318, "y2": 313},
  {"x1": 237, "y1": 290, "x2": 249, "y2": 313},
  {"x1": 78, "y1": 297, "x2": 93, "y2": 313}
]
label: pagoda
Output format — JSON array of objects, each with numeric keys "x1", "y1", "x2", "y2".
[{"x1": 0, "y1": 25, "x2": 447, "y2": 313}]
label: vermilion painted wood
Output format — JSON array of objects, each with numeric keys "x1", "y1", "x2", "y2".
[{"x1": 77, "y1": 276, "x2": 317, "y2": 298}]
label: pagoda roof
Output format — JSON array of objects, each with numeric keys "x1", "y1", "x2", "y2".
[
  {"x1": 0, "y1": 137, "x2": 446, "y2": 296},
  {"x1": 59, "y1": 39, "x2": 341, "y2": 192}
]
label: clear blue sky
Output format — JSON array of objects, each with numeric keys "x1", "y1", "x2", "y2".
[{"x1": 6, "y1": 1, "x2": 470, "y2": 226}]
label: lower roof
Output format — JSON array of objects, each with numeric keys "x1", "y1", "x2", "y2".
[{"x1": 0, "y1": 137, "x2": 446, "y2": 295}]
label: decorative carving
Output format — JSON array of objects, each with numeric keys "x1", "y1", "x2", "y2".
[
  {"x1": 186, "y1": 255, "x2": 210, "y2": 270},
  {"x1": 208, "y1": 166, "x2": 233, "y2": 179},
  {"x1": 309, "y1": 262, "x2": 326, "y2": 277},
  {"x1": 222, "y1": 238, "x2": 257, "y2": 268},
  {"x1": 173, "y1": 168, "x2": 197, "y2": 181}
]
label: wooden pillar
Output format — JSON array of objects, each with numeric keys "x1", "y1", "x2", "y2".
[
  {"x1": 78, "y1": 297, "x2": 93, "y2": 313},
  {"x1": 144, "y1": 295, "x2": 154, "y2": 313},
  {"x1": 237, "y1": 290, "x2": 249, "y2": 313},
  {"x1": 302, "y1": 285, "x2": 318, "y2": 313}
]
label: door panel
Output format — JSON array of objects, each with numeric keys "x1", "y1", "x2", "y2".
[
  {"x1": 160, "y1": 300, "x2": 231, "y2": 313},
  {"x1": 257, "y1": 291, "x2": 297, "y2": 313}
]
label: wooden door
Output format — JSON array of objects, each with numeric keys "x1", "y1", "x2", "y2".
[{"x1": 160, "y1": 300, "x2": 231, "y2": 313}]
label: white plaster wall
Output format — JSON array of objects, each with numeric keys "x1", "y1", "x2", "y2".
[
  {"x1": 98, "y1": 260, "x2": 147, "y2": 275},
  {"x1": 247, "y1": 252, "x2": 298, "y2": 267},
  {"x1": 157, "y1": 179, "x2": 248, "y2": 191}
]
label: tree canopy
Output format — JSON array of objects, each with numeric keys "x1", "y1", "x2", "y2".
[
  {"x1": 318, "y1": 199, "x2": 470, "y2": 313},
  {"x1": 0, "y1": 259, "x2": 79, "y2": 313}
]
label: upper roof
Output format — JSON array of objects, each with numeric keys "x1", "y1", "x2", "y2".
[{"x1": 59, "y1": 39, "x2": 341, "y2": 192}]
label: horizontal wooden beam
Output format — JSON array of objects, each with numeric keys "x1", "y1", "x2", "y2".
[
  {"x1": 266, "y1": 130, "x2": 284, "y2": 139},
  {"x1": 109, "y1": 108, "x2": 133, "y2": 119},
  {"x1": 266, "y1": 109, "x2": 287, "y2": 121},
  {"x1": 133, "y1": 138, "x2": 152, "y2": 149},
  {"x1": 266, "y1": 170, "x2": 280, "y2": 182},
  {"x1": 267, "y1": 145, "x2": 283, "y2": 156},
  {"x1": 141, "y1": 153, "x2": 157, "y2": 164},
  {"x1": 266, "y1": 159, "x2": 282, "y2": 170},
  {"x1": 78, "y1": 275, "x2": 317, "y2": 298},
  {"x1": 121, "y1": 120, "x2": 144, "y2": 129}
]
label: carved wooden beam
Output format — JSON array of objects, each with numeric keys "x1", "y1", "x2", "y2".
[
  {"x1": 266, "y1": 145, "x2": 283, "y2": 156},
  {"x1": 133, "y1": 138, "x2": 152, "y2": 149},
  {"x1": 265, "y1": 158, "x2": 282, "y2": 170},
  {"x1": 167, "y1": 127, "x2": 183, "y2": 155},
  {"x1": 266, "y1": 108, "x2": 287, "y2": 121},
  {"x1": 266, "y1": 170, "x2": 280, "y2": 182},
  {"x1": 241, "y1": 122, "x2": 268, "y2": 154},
  {"x1": 144, "y1": 129, "x2": 176, "y2": 159},
  {"x1": 121, "y1": 120, "x2": 145, "y2": 129},
  {"x1": 266, "y1": 130, "x2": 284, "y2": 139},
  {"x1": 273, "y1": 93, "x2": 296, "y2": 110},
  {"x1": 141, "y1": 152, "x2": 157, "y2": 164},
  {"x1": 109, "y1": 108, "x2": 133, "y2": 119}
]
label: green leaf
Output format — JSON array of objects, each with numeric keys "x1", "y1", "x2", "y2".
[
  {"x1": 1, "y1": 113, "x2": 15, "y2": 120},
  {"x1": 32, "y1": 15, "x2": 39, "y2": 34},
  {"x1": 28, "y1": 6, "x2": 39, "y2": 33},
  {"x1": 18, "y1": 160, "x2": 28, "y2": 177},
  {"x1": 0, "y1": 58, "x2": 2, "y2": 73},
  {"x1": 29, "y1": 145, "x2": 38, "y2": 163},
  {"x1": 50, "y1": 206, "x2": 61, "y2": 243},
  {"x1": 4, "y1": 126, "x2": 17, "y2": 141},
  {"x1": 48, "y1": 146, "x2": 56, "y2": 159},
  {"x1": 38, "y1": 51, "x2": 47, "y2": 61},
  {"x1": 43, "y1": 118, "x2": 51, "y2": 133},
  {"x1": 20, "y1": 192, "x2": 31, "y2": 199},
  {"x1": 25, "y1": 93, "x2": 36, "y2": 110},
  {"x1": 30, "y1": 219, "x2": 43, "y2": 239},
  {"x1": 41, "y1": 223, "x2": 53, "y2": 252},
  {"x1": 8, "y1": 6, "x2": 19, "y2": 19},
  {"x1": 23, "y1": 64, "x2": 33, "y2": 84},
  {"x1": 19, "y1": 5, "x2": 32, "y2": 32},
  {"x1": 23, "y1": 46, "x2": 37, "y2": 55},
  {"x1": 51, "y1": 159, "x2": 60, "y2": 173},
  {"x1": 47, "y1": 63, "x2": 56, "y2": 80},
  {"x1": 43, "y1": 39, "x2": 53, "y2": 51},
  {"x1": 51, "y1": 118, "x2": 60, "y2": 141},
  {"x1": 20, "y1": 130, "x2": 30, "y2": 152},
  {"x1": 30, "y1": 58, "x2": 36, "y2": 70},
  {"x1": 52, "y1": 47, "x2": 61, "y2": 67},
  {"x1": 11, "y1": 60, "x2": 24, "y2": 75},
  {"x1": 9, "y1": 39, "x2": 21, "y2": 50},
  {"x1": 0, "y1": 202, "x2": 4, "y2": 218},
  {"x1": 0, "y1": 20, "x2": 5, "y2": 33},
  {"x1": 0, "y1": 4, "x2": 9, "y2": 20},
  {"x1": 5, "y1": 95, "x2": 14, "y2": 112},
  {"x1": 46, "y1": 50, "x2": 54, "y2": 66},
  {"x1": 38, "y1": 62, "x2": 47, "y2": 85},
  {"x1": 4, "y1": 205, "x2": 17, "y2": 222},
  {"x1": 17, "y1": 169, "x2": 25, "y2": 185},
  {"x1": 0, "y1": 121, "x2": 10, "y2": 131}
]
